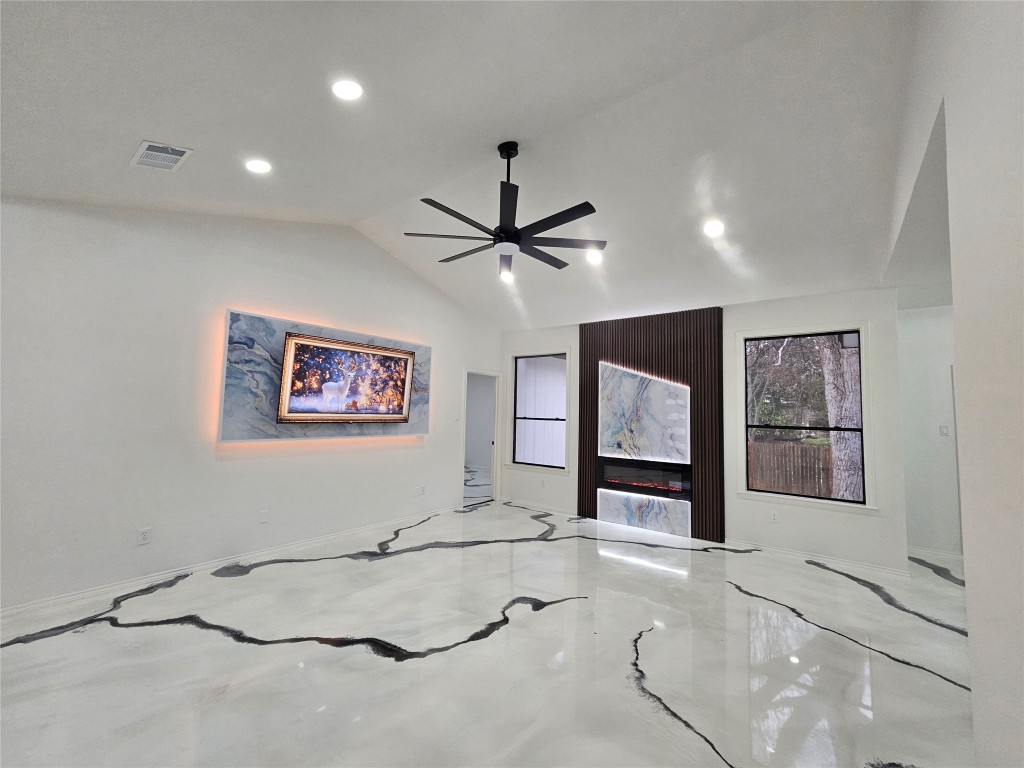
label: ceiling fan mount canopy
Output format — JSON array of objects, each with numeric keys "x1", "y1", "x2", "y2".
[
  {"x1": 404, "y1": 140, "x2": 605, "y2": 274},
  {"x1": 497, "y1": 141, "x2": 519, "y2": 161}
]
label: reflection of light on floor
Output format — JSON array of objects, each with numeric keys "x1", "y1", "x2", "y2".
[
  {"x1": 860, "y1": 657, "x2": 873, "y2": 720},
  {"x1": 598, "y1": 549, "x2": 688, "y2": 577}
]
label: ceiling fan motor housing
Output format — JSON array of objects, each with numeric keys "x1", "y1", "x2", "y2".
[{"x1": 493, "y1": 227, "x2": 519, "y2": 246}]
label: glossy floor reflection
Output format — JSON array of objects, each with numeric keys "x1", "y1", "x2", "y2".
[{"x1": 1, "y1": 503, "x2": 971, "y2": 767}]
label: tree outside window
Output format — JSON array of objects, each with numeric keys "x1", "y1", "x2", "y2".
[{"x1": 745, "y1": 331, "x2": 865, "y2": 503}]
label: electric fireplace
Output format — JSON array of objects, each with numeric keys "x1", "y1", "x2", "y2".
[{"x1": 597, "y1": 457, "x2": 691, "y2": 501}]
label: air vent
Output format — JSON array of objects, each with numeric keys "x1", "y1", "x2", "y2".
[{"x1": 131, "y1": 141, "x2": 193, "y2": 171}]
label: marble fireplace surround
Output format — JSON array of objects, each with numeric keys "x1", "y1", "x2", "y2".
[
  {"x1": 596, "y1": 361, "x2": 692, "y2": 537},
  {"x1": 578, "y1": 307, "x2": 724, "y2": 540}
]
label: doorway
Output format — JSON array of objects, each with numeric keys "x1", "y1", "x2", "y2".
[{"x1": 464, "y1": 372, "x2": 497, "y2": 506}]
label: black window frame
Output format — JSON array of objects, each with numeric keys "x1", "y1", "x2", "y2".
[
  {"x1": 512, "y1": 353, "x2": 567, "y2": 470},
  {"x1": 744, "y1": 329, "x2": 866, "y2": 504}
]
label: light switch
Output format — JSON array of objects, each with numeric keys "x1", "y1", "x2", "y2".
[{"x1": 939, "y1": 425, "x2": 950, "y2": 436}]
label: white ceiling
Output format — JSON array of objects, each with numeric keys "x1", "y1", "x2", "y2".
[{"x1": 2, "y1": 2, "x2": 946, "y2": 330}]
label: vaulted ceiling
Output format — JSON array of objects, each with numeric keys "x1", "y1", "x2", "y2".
[{"x1": 1, "y1": 2, "x2": 948, "y2": 329}]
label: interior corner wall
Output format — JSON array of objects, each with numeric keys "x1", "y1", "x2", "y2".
[
  {"x1": 894, "y1": 5, "x2": 1024, "y2": 763},
  {"x1": 723, "y1": 289, "x2": 909, "y2": 571},
  {"x1": 0, "y1": 199, "x2": 502, "y2": 608},
  {"x1": 499, "y1": 324, "x2": 580, "y2": 515},
  {"x1": 898, "y1": 306, "x2": 962, "y2": 556}
]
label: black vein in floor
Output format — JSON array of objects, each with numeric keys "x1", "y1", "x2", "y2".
[
  {"x1": 631, "y1": 627, "x2": 735, "y2": 768},
  {"x1": 376, "y1": 515, "x2": 439, "y2": 554},
  {"x1": 213, "y1": 505, "x2": 758, "y2": 578},
  {"x1": 727, "y1": 581, "x2": 970, "y2": 691},
  {"x1": 2, "y1": 594, "x2": 584, "y2": 660},
  {"x1": 908, "y1": 556, "x2": 965, "y2": 587},
  {"x1": 1, "y1": 573, "x2": 191, "y2": 648},
  {"x1": 212, "y1": 513, "x2": 442, "y2": 577},
  {"x1": 806, "y1": 560, "x2": 967, "y2": 636},
  {"x1": 455, "y1": 499, "x2": 493, "y2": 513}
]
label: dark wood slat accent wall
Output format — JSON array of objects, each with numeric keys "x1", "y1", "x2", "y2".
[{"x1": 578, "y1": 307, "x2": 724, "y2": 542}]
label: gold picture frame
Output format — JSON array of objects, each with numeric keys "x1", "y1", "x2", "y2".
[{"x1": 277, "y1": 333, "x2": 415, "y2": 423}]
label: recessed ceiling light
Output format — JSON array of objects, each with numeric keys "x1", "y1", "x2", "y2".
[
  {"x1": 331, "y1": 80, "x2": 363, "y2": 101},
  {"x1": 245, "y1": 159, "x2": 272, "y2": 174},
  {"x1": 789, "y1": 656, "x2": 800, "y2": 664},
  {"x1": 586, "y1": 248, "x2": 603, "y2": 265},
  {"x1": 703, "y1": 218, "x2": 725, "y2": 238},
  {"x1": 500, "y1": 270, "x2": 515, "y2": 284}
]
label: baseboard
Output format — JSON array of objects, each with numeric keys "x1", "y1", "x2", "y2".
[
  {"x1": 1, "y1": 505, "x2": 458, "y2": 619},
  {"x1": 908, "y1": 545, "x2": 964, "y2": 563},
  {"x1": 725, "y1": 537, "x2": 911, "y2": 577}
]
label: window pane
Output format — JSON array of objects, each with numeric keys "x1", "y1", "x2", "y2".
[
  {"x1": 515, "y1": 419, "x2": 566, "y2": 468},
  {"x1": 515, "y1": 355, "x2": 566, "y2": 419},
  {"x1": 746, "y1": 428, "x2": 864, "y2": 503},
  {"x1": 745, "y1": 332, "x2": 861, "y2": 428}
]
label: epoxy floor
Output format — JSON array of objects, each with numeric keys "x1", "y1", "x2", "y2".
[
  {"x1": 464, "y1": 466, "x2": 493, "y2": 505},
  {"x1": 1, "y1": 502, "x2": 971, "y2": 767}
]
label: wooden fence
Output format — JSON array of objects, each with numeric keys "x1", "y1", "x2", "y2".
[{"x1": 748, "y1": 442, "x2": 832, "y2": 498}]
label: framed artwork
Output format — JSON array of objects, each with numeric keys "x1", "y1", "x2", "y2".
[{"x1": 277, "y1": 333, "x2": 415, "y2": 423}]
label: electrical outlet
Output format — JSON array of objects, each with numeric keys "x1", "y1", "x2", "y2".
[
  {"x1": 136, "y1": 527, "x2": 152, "y2": 545},
  {"x1": 415, "y1": 485, "x2": 427, "y2": 497},
  {"x1": 259, "y1": 509, "x2": 270, "y2": 525},
  {"x1": 540, "y1": 478, "x2": 546, "y2": 488},
  {"x1": 768, "y1": 511, "x2": 779, "y2": 524}
]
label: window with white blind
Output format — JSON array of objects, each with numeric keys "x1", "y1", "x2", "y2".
[{"x1": 513, "y1": 354, "x2": 567, "y2": 469}]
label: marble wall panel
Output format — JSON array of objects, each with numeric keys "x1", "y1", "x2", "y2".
[
  {"x1": 597, "y1": 489, "x2": 691, "y2": 537},
  {"x1": 598, "y1": 362, "x2": 690, "y2": 463},
  {"x1": 219, "y1": 310, "x2": 430, "y2": 440}
]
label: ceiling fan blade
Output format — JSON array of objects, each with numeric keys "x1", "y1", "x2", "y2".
[
  {"x1": 518, "y1": 201, "x2": 596, "y2": 238},
  {"x1": 526, "y1": 237, "x2": 607, "y2": 250},
  {"x1": 420, "y1": 199, "x2": 494, "y2": 237},
  {"x1": 499, "y1": 181, "x2": 518, "y2": 232},
  {"x1": 405, "y1": 232, "x2": 493, "y2": 241},
  {"x1": 520, "y1": 243, "x2": 569, "y2": 270},
  {"x1": 439, "y1": 243, "x2": 494, "y2": 263}
]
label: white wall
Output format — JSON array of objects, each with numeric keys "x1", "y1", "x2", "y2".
[
  {"x1": 463, "y1": 373, "x2": 495, "y2": 471},
  {"x1": 0, "y1": 200, "x2": 502, "y2": 608},
  {"x1": 891, "y1": 5, "x2": 1024, "y2": 763},
  {"x1": 898, "y1": 306, "x2": 961, "y2": 556},
  {"x1": 723, "y1": 289, "x2": 909, "y2": 572},
  {"x1": 499, "y1": 325, "x2": 579, "y2": 515}
]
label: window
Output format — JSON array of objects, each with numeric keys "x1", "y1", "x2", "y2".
[
  {"x1": 745, "y1": 331, "x2": 864, "y2": 503},
  {"x1": 513, "y1": 354, "x2": 567, "y2": 468}
]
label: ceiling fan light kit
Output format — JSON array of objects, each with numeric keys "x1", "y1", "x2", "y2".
[{"x1": 405, "y1": 141, "x2": 606, "y2": 281}]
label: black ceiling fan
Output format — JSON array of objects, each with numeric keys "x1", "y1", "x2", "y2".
[{"x1": 404, "y1": 141, "x2": 605, "y2": 279}]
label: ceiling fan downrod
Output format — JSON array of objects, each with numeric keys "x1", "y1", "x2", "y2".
[{"x1": 498, "y1": 140, "x2": 518, "y2": 184}]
